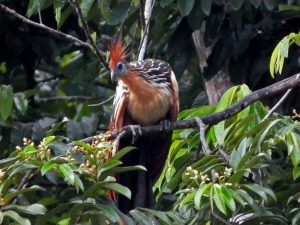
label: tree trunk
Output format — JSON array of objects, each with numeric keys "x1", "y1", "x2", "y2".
[{"x1": 192, "y1": 24, "x2": 232, "y2": 105}]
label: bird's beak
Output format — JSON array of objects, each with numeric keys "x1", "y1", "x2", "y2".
[{"x1": 111, "y1": 70, "x2": 118, "y2": 82}]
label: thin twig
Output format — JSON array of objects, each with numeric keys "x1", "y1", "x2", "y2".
[
  {"x1": 263, "y1": 88, "x2": 293, "y2": 121},
  {"x1": 218, "y1": 147, "x2": 230, "y2": 164},
  {"x1": 139, "y1": 0, "x2": 145, "y2": 29},
  {"x1": 117, "y1": 3, "x2": 133, "y2": 36},
  {"x1": 138, "y1": 0, "x2": 155, "y2": 60},
  {"x1": 194, "y1": 118, "x2": 212, "y2": 156},
  {"x1": 37, "y1": 0, "x2": 43, "y2": 24},
  {"x1": 69, "y1": 0, "x2": 109, "y2": 70},
  {"x1": 0, "y1": 4, "x2": 91, "y2": 49},
  {"x1": 35, "y1": 96, "x2": 98, "y2": 104},
  {"x1": 88, "y1": 94, "x2": 115, "y2": 107},
  {"x1": 36, "y1": 74, "x2": 63, "y2": 83},
  {"x1": 211, "y1": 211, "x2": 232, "y2": 225}
]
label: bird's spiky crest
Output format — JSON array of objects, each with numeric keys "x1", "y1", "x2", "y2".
[{"x1": 109, "y1": 38, "x2": 127, "y2": 70}]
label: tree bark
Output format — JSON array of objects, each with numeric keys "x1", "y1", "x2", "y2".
[{"x1": 192, "y1": 23, "x2": 232, "y2": 105}]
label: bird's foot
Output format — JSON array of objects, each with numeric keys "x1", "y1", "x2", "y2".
[
  {"x1": 159, "y1": 120, "x2": 172, "y2": 134},
  {"x1": 123, "y1": 125, "x2": 142, "y2": 144}
]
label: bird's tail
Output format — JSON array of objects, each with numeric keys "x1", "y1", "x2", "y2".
[{"x1": 117, "y1": 132, "x2": 172, "y2": 214}]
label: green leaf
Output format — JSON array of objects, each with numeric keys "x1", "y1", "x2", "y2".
[
  {"x1": 249, "y1": 0, "x2": 262, "y2": 8},
  {"x1": 5, "y1": 204, "x2": 47, "y2": 215},
  {"x1": 80, "y1": 0, "x2": 95, "y2": 17},
  {"x1": 112, "y1": 146, "x2": 136, "y2": 160},
  {"x1": 91, "y1": 32, "x2": 97, "y2": 43},
  {"x1": 98, "y1": 160, "x2": 123, "y2": 177},
  {"x1": 0, "y1": 85, "x2": 14, "y2": 120},
  {"x1": 177, "y1": 0, "x2": 195, "y2": 16},
  {"x1": 160, "y1": 0, "x2": 174, "y2": 7},
  {"x1": 279, "y1": 36, "x2": 289, "y2": 58},
  {"x1": 4, "y1": 185, "x2": 45, "y2": 204},
  {"x1": 59, "y1": 164, "x2": 75, "y2": 185},
  {"x1": 201, "y1": 0, "x2": 212, "y2": 16},
  {"x1": 137, "y1": 208, "x2": 174, "y2": 225},
  {"x1": 97, "y1": 204, "x2": 120, "y2": 222},
  {"x1": 0, "y1": 211, "x2": 3, "y2": 224},
  {"x1": 2, "y1": 210, "x2": 30, "y2": 225},
  {"x1": 130, "y1": 209, "x2": 159, "y2": 225},
  {"x1": 194, "y1": 183, "x2": 212, "y2": 209},
  {"x1": 23, "y1": 145, "x2": 38, "y2": 155},
  {"x1": 42, "y1": 136, "x2": 54, "y2": 146},
  {"x1": 101, "y1": 182, "x2": 131, "y2": 199},
  {"x1": 221, "y1": 186, "x2": 236, "y2": 212},
  {"x1": 58, "y1": 218, "x2": 70, "y2": 225},
  {"x1": 8, "y1": 164, "x2": 37, "y2": 179},
  {"x1": 74, "y1": 175, "x2": 84, "y2": 192},
  {"x1": 54, "y1": 1, "x2": 65, "y2": 29},
  {"x1": 229, "y1": 0, "x2": 245, "y2": 11},
  {"x1": 107, "y1": 1, "x2": 131, "y2": 25},
  {"x1": 269, "y1": 43, "x2": 280, "y2": 77},
  {"x1": 263, "y1": 0, "x2": 276, "y2": 10},
  {"x1": 36, "y1": 203, "x2": 75, "y2": 224},
  {"x1": 41, "y1": 161, "x2": 56, "y2": 175},
  {"x1": 73, "y1": 140, "x2": 94, "y2": 152},
  {"x1": 243, "y1": 184, "x2": 276, "y2": 202},
  {"x1": 213, "y1": 184, "x2": 227, "y2": 215},
  {"x1": 293, "y1": 167, "x2": 300, "y2": 180},
  {"x1": 27, "y1": 0, "x2": 37, "y2": 18},
  {"x1": 83, "y1": 182, "x2": 131, "y2": 199},
  {"x1": 228, "y1": 169, "x2": 248, "y2": 184},
  {"x1": 14, "y1": 93, "x2": 28, "y2": 115},
  {"x1": 294, "y1": 33, "x2": 300, "y2": 46}
]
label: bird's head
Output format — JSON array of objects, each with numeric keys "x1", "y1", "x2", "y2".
[{"x1": 109, "y1": 39, "x2": 128, "y2": 82}]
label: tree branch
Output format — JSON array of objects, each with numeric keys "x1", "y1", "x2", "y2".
[
  {"x1": 0, "y1": 4, "x2": 89, "y2": 48},
  {"x1": 76, "y1": 73, "x2": 300, "y2": 143},
  {"x1": 88, "y1": 94, "x2": 115, "y2": 107},
  {"x1": 0, "y1": 4, "x2": 108, "y2": 70},
  {"x1": 35, "y1": 96, "x2": 99, "y2": 104},
  {"x1": 263, "y1": 88, "x2": 293, "y2": 121},
  {"x1": 138, "y1": 0, "x2": 155, "y2": 60},
  {"x1": 211, "y1": 211, "x2": 232, "y2": 225},
  {"x1": 194, "y1": 118, "x2": 212, "y2": 159},
  {"x1": 69, "y1": 0, "x2": 109, "y2": 70}
]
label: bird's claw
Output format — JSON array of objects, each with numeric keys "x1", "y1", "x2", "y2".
[
  {"x1": 159, "y1": 120, "x2": 171, "y2": 133},
  {"x1": 124, "y1": 125, "x2": 142, "y2": 144}
]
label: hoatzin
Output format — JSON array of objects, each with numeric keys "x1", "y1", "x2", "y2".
[{"x1": 108, "y1": 39, "x2": 179, "y2": 214}]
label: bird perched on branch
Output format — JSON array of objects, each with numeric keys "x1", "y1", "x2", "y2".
[{"x1": 108, "y1": 39, "x2": 179, "y2": 214}]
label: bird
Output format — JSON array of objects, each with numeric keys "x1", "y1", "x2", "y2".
[{"x1": 108, "y1": 39, "x2": 179, "y2": 214}]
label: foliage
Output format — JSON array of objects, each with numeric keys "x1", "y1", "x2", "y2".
[
  {"x1": 0, "y1": 133, "x2": 149, "y2": 224},
  {"x1": 1, "y1": 0, "x2": 300, "y2": 224},
  {"x1": 269, "y1": 32, "x2": 300, "y2": 77},
  {"x1": 155, "y1": 84, "x2": 300, "y2": 224}
]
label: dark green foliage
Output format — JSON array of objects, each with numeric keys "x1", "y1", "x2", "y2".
[{"x1": 1, "y1": 0, "x2": 300, "y2": 224}]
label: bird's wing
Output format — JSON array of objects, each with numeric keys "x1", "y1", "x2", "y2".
[{"x1": 109, "y1": 80, "x2": 129, "y2": 131}]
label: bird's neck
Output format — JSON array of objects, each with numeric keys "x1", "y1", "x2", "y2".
[{"x1": 121, "y1": 72, "x2": 155, "y2": 99}]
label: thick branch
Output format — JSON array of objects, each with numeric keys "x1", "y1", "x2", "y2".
[
  {"x1": 71, "y1": 73, "x2": 300, "y2": 146},
  {"x1": 106, "y1": 73, "x2": 300, "y2": 140}
]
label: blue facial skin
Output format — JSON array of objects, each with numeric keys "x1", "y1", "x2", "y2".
[{"x1": 111, "y1": 62, "x2": 128, "y2": 82}]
